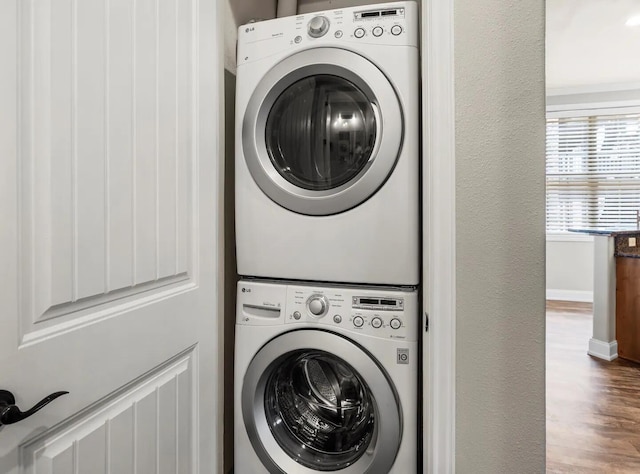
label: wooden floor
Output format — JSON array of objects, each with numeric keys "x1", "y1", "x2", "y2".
[{"x1": 547, "y1": 301, "x2": 640, "y2": 473}]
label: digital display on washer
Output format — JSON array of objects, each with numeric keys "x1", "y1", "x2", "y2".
[
  {"x1": 360, "y1": 298, "x2": 379, "y2": 305},
  {"x1": 352, "y1": 296, "x2": 404, "y2": 310},
  {"x1": 355, "y1": 8, "x2": 403, "y2": 20}
]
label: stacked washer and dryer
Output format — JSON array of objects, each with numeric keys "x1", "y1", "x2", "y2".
[{"x1": 234, "y1": 2, "x2": 420, "y2": 472}]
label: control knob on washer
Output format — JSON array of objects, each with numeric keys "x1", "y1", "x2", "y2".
[
  {"x1": 308, "y1": 16, "x2": 330, "y2": 38},
  {"x1": 307, "y1": 295, "x2": 329, "y2": 317}
]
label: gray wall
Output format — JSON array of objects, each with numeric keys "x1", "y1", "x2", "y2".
[{"x1": 454, "y1": 0, "x2": 546, "y2": 472}]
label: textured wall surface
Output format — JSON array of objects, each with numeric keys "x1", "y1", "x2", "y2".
[{"x1": 454, "y1": 0, "x2": 546, "y2": 472}]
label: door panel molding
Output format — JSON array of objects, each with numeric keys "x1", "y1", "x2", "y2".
[
  {"x1": 20, "y1": 276, "x2": 195, "y2": 348},
  {"x1": 0, "y1": 0, "x2": 219, "y2": 472},
  {"x1": 20, "y1": 345, "x2": 198, "y2": 474},
  {"x1": 17, "y1": 0, "x2": 197, "y2": 344}
]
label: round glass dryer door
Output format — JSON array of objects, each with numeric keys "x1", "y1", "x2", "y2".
[
  {"x1": 242, "y1": 330, "x2": 402, "y2": 473},
  {"x1": 242, "y1": 48, "x2": 403, "y2": 216},
  {"x1": 266, "y1": 75, "x2": 376, "y2": 192}
]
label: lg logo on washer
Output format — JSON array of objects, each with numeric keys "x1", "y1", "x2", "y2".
[{"x1": 397, "y1": 348, "x2": 410, "y2": 364}]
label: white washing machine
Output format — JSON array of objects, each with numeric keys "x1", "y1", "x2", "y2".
[
  {"x1": 235, "y1": 2, "x2": 420, "y2": 286},
  {"x1": 234, "y1": 279, "x2": 418, "y2": 473}
]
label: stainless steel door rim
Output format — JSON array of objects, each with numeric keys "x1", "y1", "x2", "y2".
[
  {"x1": 241, "y1": 329, "x2": 402, "y2": 473},
  {"x1": 242, "y1": 48, "x2": 404, "y2": 216}
]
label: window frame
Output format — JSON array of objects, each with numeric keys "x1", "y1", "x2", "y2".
[{"x1": 545, "y1": 85, "x2": 640, "y2": 236}]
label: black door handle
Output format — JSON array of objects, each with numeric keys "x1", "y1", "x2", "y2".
[{"x1": 0, "y1": 389, "x2": 69, "y2": 426}]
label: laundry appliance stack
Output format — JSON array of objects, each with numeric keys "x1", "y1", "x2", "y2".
[{"x1": 233, "y1": 2, "x2": 420, "y2": 473}]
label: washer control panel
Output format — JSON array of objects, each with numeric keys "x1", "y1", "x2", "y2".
[
  {"x1": 237, "y1": 1, "x2": 417, "y2": 66},
  {"x1": 294, "y1": 283, "x2": 416, "y2": 341},
  {"x1": 237, "y1": 280, "x2": 418, "y2": 342}
]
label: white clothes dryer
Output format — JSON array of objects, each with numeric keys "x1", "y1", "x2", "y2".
[
  {"x1": 235, "y1": 2, "x2": 420, "y2": 286},
  {"x1": 234, "y1": 279, "x2": 418, "y2": 473}
]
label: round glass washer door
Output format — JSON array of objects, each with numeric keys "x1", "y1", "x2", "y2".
[
  {"x1": 242, "y1": 330, "x2": 402, "y2": 474},
  {"x1": 242, "y1": 48, "x2": 403, "y2": 216}
]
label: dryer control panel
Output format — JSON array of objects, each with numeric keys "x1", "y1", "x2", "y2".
[
  {"x1": 237, "y1": 1, "x2": 418, "y2": 66},
  {"x1": 236, "y1": 280, "x2": 418, "y2": 342}
]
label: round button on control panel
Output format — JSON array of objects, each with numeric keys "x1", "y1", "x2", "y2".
[
  {"x1": 391, "y1": 25, "x2": 403, "y2": 36},
  {"x1": 333, "y1": 314, "x2": 342, "y2": 324},
  {"x1": 372, "y1": 26, "x2": 383, "y2": 37},
  {"x1": 354, "y1": 27, "x2": 365, "y2": 38},
  {"x1": 390, "y1": 318, "x2": 402, "y2": 330},
  {"x1": 353, "y1": 316, "x2": 364, "y2": 328},
  {"x1": 293, "y1": 311, "x2": 301, "y2": 320},
  {"x1": 308, "y1": 16, "x2": 330, "y2": 38},
  {"x1": 307, "y1": 295, "x2": 329, "y2": 317},
  {"x1": 371, "y1": 317, "x2": 383, "y2": 328}
]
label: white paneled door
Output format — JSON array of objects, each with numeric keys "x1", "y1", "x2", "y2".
[{"x1": 0, "y1": 0, "x2": 221, "y2": 472}]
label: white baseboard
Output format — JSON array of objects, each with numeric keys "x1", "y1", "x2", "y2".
[
  {"x1": 546, "y1": 289, "x2": 593, "y2": 303},
  {"x1": 588, "y1": 338, "x2": 618, "y2": 361}
]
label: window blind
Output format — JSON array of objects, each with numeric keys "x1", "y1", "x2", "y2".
[{"x1": 546, "y1": 112, "x2": 640, "y2": 232}]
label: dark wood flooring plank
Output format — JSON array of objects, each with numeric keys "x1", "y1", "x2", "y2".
[{"x1": 547, "y1": 300, "x2": 640, "y2": 473}]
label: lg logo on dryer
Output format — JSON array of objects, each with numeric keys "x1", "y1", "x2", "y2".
[{"x1": 397, "y1": 348, "x2": 410, "y2": 365}]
